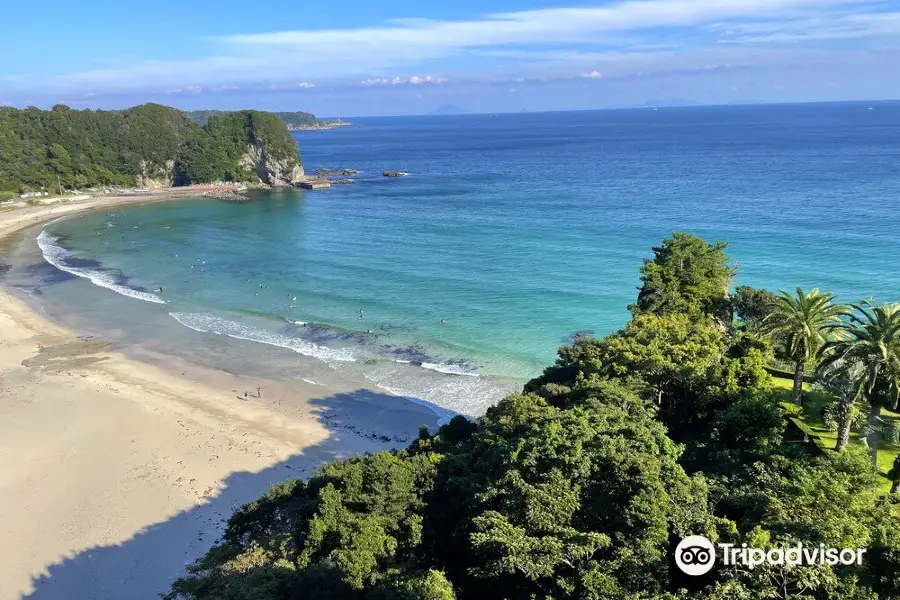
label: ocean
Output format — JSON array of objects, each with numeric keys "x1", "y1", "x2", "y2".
[{"x1": 8, "y1": 102, "x2": 900, "y2": 418}]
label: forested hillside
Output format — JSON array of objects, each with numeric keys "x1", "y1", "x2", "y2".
[
  {"x1": 0, "y1": 104, "x2": 303, "y2": 193},
  {"x1": 165, "y1": 233, "x2": 900, "y2": 600},
  {"x1": 188, "y1": 110, "x2": 318, "y2": 129},
  {"x1": 0, "y1": 103, "x2": 196, "y2": 191},
  {"x1": 174, "y1": 110, "x2": 303, "y2": 185}
]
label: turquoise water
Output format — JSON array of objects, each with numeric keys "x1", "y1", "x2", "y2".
[{"x1": 26, "y1": 102, "x2": 900, "y2": 415}]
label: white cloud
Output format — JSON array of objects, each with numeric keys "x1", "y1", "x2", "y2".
[
  {"x1": 267, "y1": 81, "x2": 316, "y2": 90},
  {"x1": 1, "y1": 0, "x2": 893, "y2": 99},
  {"x1": 225, "y1": 0, "x2": 871, "y2": 51},
  {"x1": 361, "y1": 75, "x2": 447, "y2": 85},
  {"x1": 409, "y1": 75, "x2": 448, "y2": 84},
  {"x1": 581, "y1": 70, "x2": 603, "y2": 78},
  {"x1": 164, "y1": 85, "x2": 203, "y2": 95},
  {"x1": 715, "y1": 10, "x2": 900, "y2": 44}
]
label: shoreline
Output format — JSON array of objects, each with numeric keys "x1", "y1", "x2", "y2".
[{"x1": 0, "y1": 193, "x2": 439, "y2": 600}]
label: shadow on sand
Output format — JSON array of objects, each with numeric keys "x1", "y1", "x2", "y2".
[{"x1": 22, "y1": 389, "x2": 446, "y2": 600}]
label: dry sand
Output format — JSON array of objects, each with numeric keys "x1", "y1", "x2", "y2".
[{"x1": 0, "y1": 194, "x2": 438, "y2": 600}]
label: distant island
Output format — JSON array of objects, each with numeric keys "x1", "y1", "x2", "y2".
[
  {"x1": 286, "y1": 118, "x2": 353, "y2": 131},
  {"x1": 187, "y1": 110, "x2": 352, "y2": 131},
  {"x1": 0, "y1": 104, "x2": 305, "y2": 197},
  {"x1": 428, "y1": 104, "x2": 469, "y2": 116}
]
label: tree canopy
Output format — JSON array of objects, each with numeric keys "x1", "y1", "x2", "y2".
[{"x1": 631, "y1": 233, "x2": 734, "y2": 323}]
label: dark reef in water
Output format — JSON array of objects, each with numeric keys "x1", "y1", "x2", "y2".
[{"x1": 24, "y1": 260, "x2": 77, "y2": 285}]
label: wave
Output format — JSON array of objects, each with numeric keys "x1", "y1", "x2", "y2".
[
  {"x1": 169, "y1": 312, "x2": 354, "y2": 363},
  {"x1": 420, "y1": 362, "x2": 479, "y2": 377},
  {"x1": 37, "y1": 230, "x2": 166, "y2": 304},
  {"x1": 386, "y1": 355, "x2": 478, "y2": 376}
]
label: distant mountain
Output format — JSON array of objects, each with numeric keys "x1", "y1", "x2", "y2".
[{"x1": 428, "y1": 104, "x2": 469, "y2": 116}]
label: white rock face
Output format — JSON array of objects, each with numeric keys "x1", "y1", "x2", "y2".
[
  {"x1": 137, "y1": 159, "x2": 176, "y2": 188},
  {"x1": 238, "y1": 142, "x2": 304, "y2": 186}
]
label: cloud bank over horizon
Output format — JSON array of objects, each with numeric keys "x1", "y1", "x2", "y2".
[{"x1": 3, "y1": 0, "x2": 900, "y2": 114}]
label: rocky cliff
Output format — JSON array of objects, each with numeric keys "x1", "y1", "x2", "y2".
[
  {"x1": 236, "y1": 119, "x2": 305, "y2": 186},
  {"x1": 174, "y1": 110, "x2": 304, "y2": 187}
]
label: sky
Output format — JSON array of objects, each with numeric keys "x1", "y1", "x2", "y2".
[{"x1": 3, "y1": 0, "x2": 900, "y2": 116}]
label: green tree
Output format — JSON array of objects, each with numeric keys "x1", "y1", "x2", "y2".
[
  {"x1": 817, "y1": 357, "x2": 866, "y2": 451},
  {"x1": 47, "y1": 142, "x2": 72, "y2": 188},
  {"x1": 731, "y1": 285, "x2": 777, "y2": 331},
  {"x1": 762, "y1": 287, "x2": 847, "y2": 406},
  {"x1": 819, "y1": 301, "x2": 900, "y2": 466},
  {"x1": 589, "y1": 312, "x2": 726, "y2": 409},
  {"x1": 631, "y1": 232, "x2": 734, "y2": 323},
  {"x1": 436, "y1": 391, "x2": 713, "y2": 599}
]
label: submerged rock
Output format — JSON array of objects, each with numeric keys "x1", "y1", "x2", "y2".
[
  {"x1": 202, "y1": 190, "x2": 250, "y2": 202},
  {"x1": 316, "y1": 168, "x2": 358, "y2": 176}
]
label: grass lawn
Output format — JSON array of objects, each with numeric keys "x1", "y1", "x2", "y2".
[{"x1": 773, "y1": 376, "x2": 899, "y2": 492}]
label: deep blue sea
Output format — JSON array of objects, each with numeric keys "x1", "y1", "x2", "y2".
[{"x1": 19, "y1": 102, "x2": 900, "y2": 416}]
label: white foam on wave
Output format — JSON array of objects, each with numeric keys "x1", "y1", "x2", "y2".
[
  {"x1": 420, "y1": 362, "x2": 479, "y2": 377},
  {"x1": 387, "y1": 358, "x2": 478, "y2": 376},
  {"x1": 37, "y1": 230, "x2": 166, "y2": 304},
  {"x1": 361, "y1": 361, "x2": 513, "y2": 425},
  {"x1": 169, "y1": 312, "x2": 354, "y2": 363}
]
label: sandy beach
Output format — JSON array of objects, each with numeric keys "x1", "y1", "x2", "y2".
[{"x1": 0, "y1": 194, "x2": 439, "y2": 600}]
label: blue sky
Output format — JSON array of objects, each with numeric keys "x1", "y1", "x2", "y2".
[{"x1": 3, "y1": 0, "x2": 900, "y2": 115}]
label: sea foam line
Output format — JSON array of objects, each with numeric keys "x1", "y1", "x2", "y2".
[
  {"x1": 387, "y1": 358, "x2": 479, "y2": 376},
  {"x1": 37, "y1": 230, "x2": 166, "y2": 304},
  {"x1": 420, "y1": 362, "x2": 480, "y2": 377},
  {"x1": 169, "y1": 312, "x2": 354, "y2": 363}
]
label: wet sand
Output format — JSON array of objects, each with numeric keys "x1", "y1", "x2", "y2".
[{"x1": 0, "y1": 194, "x2": 438, "y2": 600}]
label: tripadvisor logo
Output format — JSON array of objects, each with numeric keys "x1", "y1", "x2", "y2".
[
  {"x1": 675, "y1": 535, "x2": 867, "y2": 576},
  {"x1": 675, "y1": 536, "x2": 716, "y2": 575}
]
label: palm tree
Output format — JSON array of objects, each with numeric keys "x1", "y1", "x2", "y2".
[
  {"x1": 816, "y1": 357, "x2": 865, "y2": 451},
  {"x1": 763, "y1": 287, "x2": 847, "y2": 405},
  {"x1": 819, "y1": 301, "x2": 900, "y2": 467}
]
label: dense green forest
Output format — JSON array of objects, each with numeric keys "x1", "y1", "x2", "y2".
[
  {"x1": 166, "y1": 233, "x2": 900, "y2": 600},
  {"x1": 0, "y1": 104, "x2": 302, "y2": 193},
  {"x1": 188, "y1": 110, "x2": 318, "y2": 129}
]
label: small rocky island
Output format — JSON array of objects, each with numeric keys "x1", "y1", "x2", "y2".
[{"x1": 383, "y1": 170, "x2": 409, "y2": 177}]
